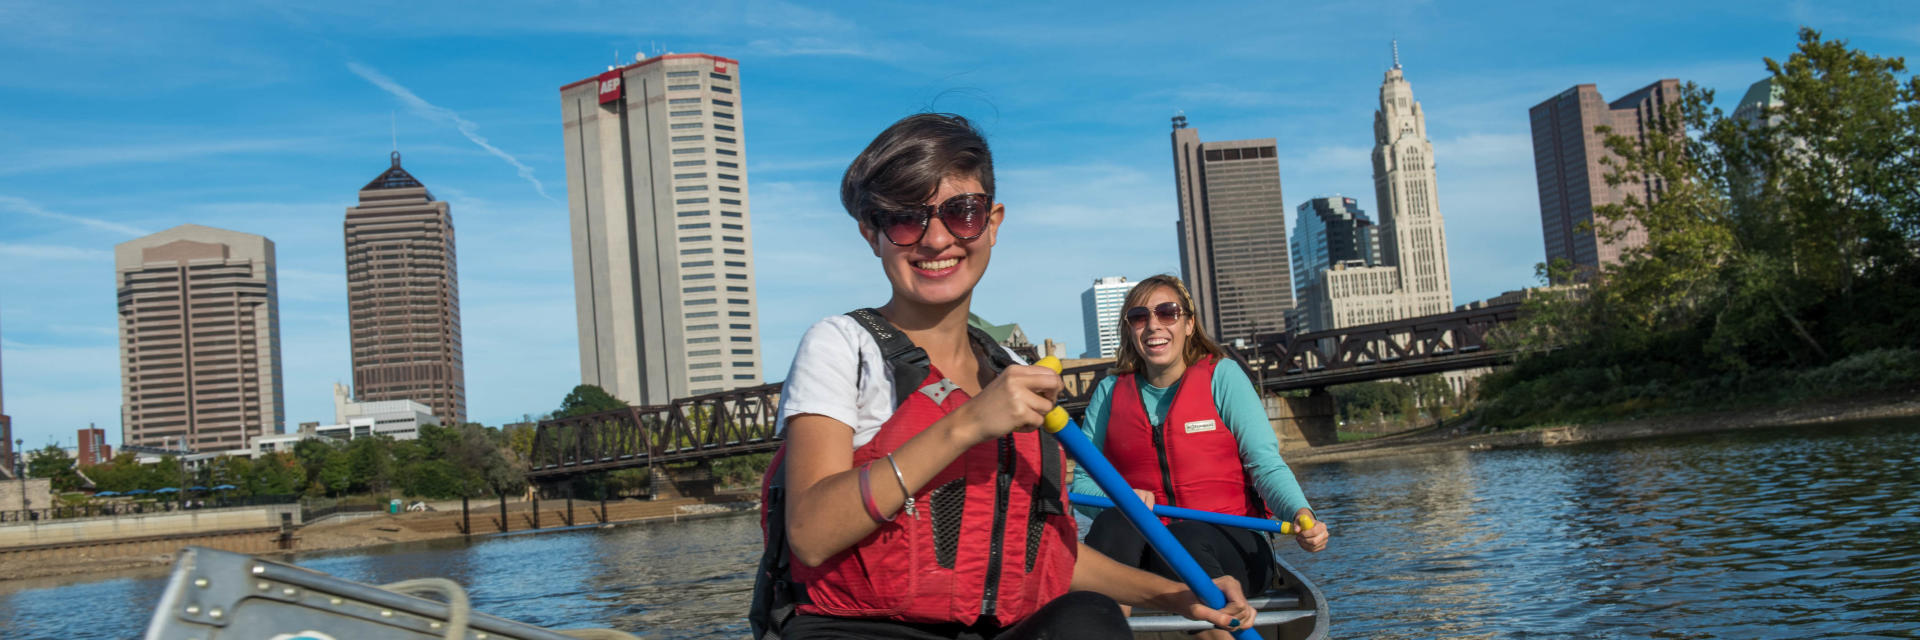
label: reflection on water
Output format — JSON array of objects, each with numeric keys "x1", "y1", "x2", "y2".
[{"x1": 3, "y1": 417, "x2": 1917, "y2": 639}]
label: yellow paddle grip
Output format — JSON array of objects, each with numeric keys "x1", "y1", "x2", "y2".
[{"x1": 1035, "y1": 357, "x2": 1071, "y2": 433}]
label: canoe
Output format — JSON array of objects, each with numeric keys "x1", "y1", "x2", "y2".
[{"x1": 1127, "y1": 552, "x2": 1327, "y2": 640}]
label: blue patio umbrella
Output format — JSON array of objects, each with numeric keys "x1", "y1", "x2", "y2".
[
  {"x1": 189, "y1": 486, "x2": 208, "y2": 492},
  {"x1": 96, "y1": 491, "x2": 120, "y2": 497},
  {"x1": 154, "y1": 487, "x2": 179, "y2": 494},
  {"x1": 212, "y1": 484, "x2": 237, "y2": 491},
  {"x1": 125, "y1": 489, "x2": 151, "y2": 495}
]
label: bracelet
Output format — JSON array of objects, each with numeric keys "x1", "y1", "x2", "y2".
[
  {"x1": 857, "y1": 462, "x2": 892, "y2": 523},
  {"x1": 885, "y1": 453, "x2": 918, "y2": 519}
]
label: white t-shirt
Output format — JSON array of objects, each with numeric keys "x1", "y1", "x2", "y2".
[{"x1": 776, "y1": 314, "x2": 1023, "y2": 448}]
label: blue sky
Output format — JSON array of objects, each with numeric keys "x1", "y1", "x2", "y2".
[{"x1": 2, "y1": 1, "x2": 1915, "y2": 449}]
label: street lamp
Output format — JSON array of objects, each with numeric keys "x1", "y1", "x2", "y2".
[{"x1": 14, "y1": 438, "x2": 24, "y2": 520}]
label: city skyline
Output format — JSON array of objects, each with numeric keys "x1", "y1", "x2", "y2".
[{"x1": 4, "y1": 1, "x2": 1908, "y2": 448}]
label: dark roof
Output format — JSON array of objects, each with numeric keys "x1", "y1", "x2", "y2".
[{"x1": 363, "y1": 151, "x2": 434, "y2": 199}]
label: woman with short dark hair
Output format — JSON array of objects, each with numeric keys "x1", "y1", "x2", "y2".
[{"x1": 759, "y1": 114, "x2": 1255, "y2": 639}]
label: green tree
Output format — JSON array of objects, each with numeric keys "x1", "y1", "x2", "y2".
[
  {"x1": 347, "y1": 436, "x2": 395, "y2": 495},
  {"x1": 27, "y1": 444, "x2": 82, "y2": 492},
  {"x1": 556, "y1": 385, "x2": 630, "y2": 418}
]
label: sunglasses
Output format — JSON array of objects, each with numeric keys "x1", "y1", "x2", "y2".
[
  {"x1": 1125, "y1": 302, "x2": 1186, "y2": 329},
  {"x1": 867, "y1": 193, "x2": 992, "y2": 246}
]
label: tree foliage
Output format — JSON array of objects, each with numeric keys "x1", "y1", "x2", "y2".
[
  {"x1": 556, "y1": 385, "x2": 630, "y2": 418},
  {"x1": 1482, "y1": 29, "x2": 1920, "y2": 427}
]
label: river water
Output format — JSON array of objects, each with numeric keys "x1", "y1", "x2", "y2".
[{"x1": 4, "y1": 416, "x2": 1918, "y2": 639}]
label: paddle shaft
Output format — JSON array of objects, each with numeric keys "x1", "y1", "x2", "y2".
[{"x1": 1071, "y1": 493, "x2": 1306, "y2": 536}]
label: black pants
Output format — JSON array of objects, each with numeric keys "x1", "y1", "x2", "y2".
[
  {"x1": 1083, "y1": 508, "x2": 1273, "y2": 597},
  {"x1": 782, "y1": 591, "x2": 1128, "y2": 640}
]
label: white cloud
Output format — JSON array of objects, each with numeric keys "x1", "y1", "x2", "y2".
[
  {"x1": 347, "y1": 61, "x2": 555, "y2": 202},
  {"x1": 0, "y1": 195, "x2": 150, "y2": 237},
  {"x1": 0, "y1": 243, "x2": 111, "y2": 261}
]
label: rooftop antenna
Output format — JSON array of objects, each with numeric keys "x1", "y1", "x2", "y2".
[
  {"x1": 1392, "y1": 39, "x2": 1402, "y2": 70},
  {"x1": 390, "y1": 111, "x2": 397, "y2": 154}
]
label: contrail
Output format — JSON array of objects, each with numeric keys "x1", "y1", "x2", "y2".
[
  {"x1": 347, "y1": 61, "x2": 555, "y2": 202},
  {"x1": 0, "y1": 195, "x2": 150, "y2": 237}
]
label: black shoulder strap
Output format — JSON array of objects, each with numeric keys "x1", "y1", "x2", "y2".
[{"x1": 845, "y1": 308, "x2": 931, "y2": 409}]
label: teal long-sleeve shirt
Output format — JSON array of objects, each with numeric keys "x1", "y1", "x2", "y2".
[{"x1": 1068, "y1": 361, "x2": 1313, "y2": 523}]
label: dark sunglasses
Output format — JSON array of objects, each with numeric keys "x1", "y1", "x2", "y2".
[
  {"x1": 867, "y1": 193, "x2": 992, "y2": 246},
  {"x1": 1125, "y1": 302, "x2": 1186, "y2": 329}
]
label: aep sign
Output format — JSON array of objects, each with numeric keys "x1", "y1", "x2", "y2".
[{"x1": 597, "y1": 70, "x2": 624, "y2": 104}]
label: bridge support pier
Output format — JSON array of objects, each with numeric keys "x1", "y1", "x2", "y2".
[
  {"x1": 1265, "y1": 387, "x2": 1338, "y2": 450},
  {"x1": 599, "y1": 472, "x2": 609, "y2": 523},
  {"x1": 649, "y1": 461, "x2": 716, "y2": 500}
]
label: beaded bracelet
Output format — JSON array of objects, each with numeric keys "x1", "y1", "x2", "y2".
[{"x1": 857, "y1": 461, "x2": 892, "y2": 523}]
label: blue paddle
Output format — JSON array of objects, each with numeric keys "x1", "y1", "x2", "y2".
[
  {"x1": 1071, "y1": 493, "x2": 1313, "y2": 536},
  {"x1": 1036, "y1": 357, "x2": 1260, "y2": 640}
]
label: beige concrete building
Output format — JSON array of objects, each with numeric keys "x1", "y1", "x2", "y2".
[
  {"x1": 116, "y1": 224, "x2": 285, "y2": 450},
  {"x1": 560, "y1": 53, "x2": 762, "y2": 405},
  {"x1": 1372, "y1": 50, "x2": 1454, "y2": 318},
  {"x1": 1170, "y1": 115, "x2": 1294, "y2": 344},
  {"x1": 1530, "y1": 79, "x2": 1680, "y2": 280},
  {"x1": 344, "y1": 152, "x2": 466, "y2": 423}
]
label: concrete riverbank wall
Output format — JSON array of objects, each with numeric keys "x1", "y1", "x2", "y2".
[{"x1": 0, "y1": 504, "x2": 299, "y2": 549}]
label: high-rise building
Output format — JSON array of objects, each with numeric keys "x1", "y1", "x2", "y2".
[
  {"x1": 1732, "y1": 77, "x2": 1784, "y2": 128},
  {"x1": 560, "y1": 53, "x2": 762, "y2": 405},
  {"x1": 76, "y1": 426, "x2": 111, "y2": 466},
  {"x1": 115, "y1": 224, "x2": 285, "y2": 450},
  {"x1": 1530, "y1": 79, "x2": 1681, "y2": 279},
  {"x1": 1290, "y1": 196, "x2": 1379, "y2": 297},
  {"x1": 1170, "y1": 115, "x2": 1293, "y2": 344},
  {"x1": 344, "y1": 152, "x2": 466, "y2": 424},
  {"x1": 1372, "y1": 48, "x2": 1454, "y2": 317},
  {"x1": 1080, "y1": 276, "x2": 1137, "y2": 359}
]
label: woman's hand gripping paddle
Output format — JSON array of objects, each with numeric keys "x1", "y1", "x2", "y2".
[{"x1": 1035, "y1": 357, "x2": 1261, "y2": 640}]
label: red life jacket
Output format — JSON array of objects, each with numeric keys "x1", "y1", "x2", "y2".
[
  {"x1": 1106, "y1": 356, "x2": 1268, "y2": 519},
  {"x1": 789, "y1": 364, "x2": 1077, "y2": 625}
]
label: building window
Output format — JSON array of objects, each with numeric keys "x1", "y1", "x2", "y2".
[
  {"x1": 1205, "y1": 149, "x2": 1223, "y2": 161},
  {"x1": 683, "y1": 260, "x2": 714, "y2": 268},
  {"x1": 668, "y1": 84, "x2": 699, "y2": 91},
  {"x1": 671, "y1": 135, "x2": 704, "y2": 143},
  {"x1": 681, "y1": 247, "x2": 713, "y2": 255},
  {"x1": 728, "y1": 311, "x2": 751, "y2": 317},
  {"x1": 725, "y1": 274, "x2": 747, "y2": 280},
  {"x1": 732, "y1": 348, "x2": 754, "y2": 355},
  {"x1": 722, "y1": 211, "x2": 743, "y2": 218},
  {"x1": 733, "y1": 361, "x2": 754, "y2": 367},
  {"x1": 728, "y1": 298, "x2": 749, "y2": 305},
  {"x1": 725, "y1": 286, "x2": 748, "y2": 293},
  {"x1": 688, "y1": 336, "x2": 720, "y2": 344},
  {"x1": 677, "y1": 210, "x2": 709, "y2": 217},
  {"x1": 674, "y1": 172, "x2": 707, "y2": 180},
  {"x1": 720, "y1": 198, "x2": 742, "y2": 205},
  {"x1": 719, "y1": 174, "x2": 739, "y2": 181},
  {"x1": 712, "y1": 86, "x2": 732, "y2": 94},
  {"x1": 717, "y1": 148, "x2": 738, "y2": 156},
  {"x1": 670, "y1": 122, "x2": 702, "y2": 130},
  {"x1": 715, "y1": 124, "x2": 736, "y2": 131},
  {"x1": 686, "y1": 310, "x2": 717, "y2": 318},
  {"x1": 679, "y1": 222, "x2": 711, "y2": 230},
  {"x1": 672, "y1": 147, "x2": 703, "y2": 155},
  {"x1": 731, "y1": 336, "x2": 752, "y2": 342},
  {"x1": 721, "y1": 223, "x2": 743, "y2": 230},
  {"x1": 670, "y1": 110, "x2": 701, "y2": 118},
  {"x1": 670, "y1": 97, "x2": 700, "y2": 105},
  {"x1": 719, "y1": 186, "x2": 741, "y2": 193},
  {"x1": 675, "y1": 185, "x2": 709, "y2": 192},
  {"x1": 733, "y1": 374, "x2": 757, "y2": 381},
  {"x1": 683, "y1": 273, "x2": 715, "y2": 281},
  {"x1": 691, "y1": 362, "x2": 721, "y2": 370},
  {"x1": 730, "y1": 323, "x2": 751, "y2": 330},
  {"x1": 673, "y1": 159, "x2": 706, "y2": 167},
  {"x1": 667, "y1": 70, "x2": 698, "y2": 78},
  {"x1": 688, "y1": 323, "x2": 718, "y2": 331},
  {"x1": 717, "y1": 161, "x2": 739, "y2": 169},
  {"x1": 683, "y1": 235, "x2": 712, "y2": 242},
  {"x1": 689, "y1": 349, "x2": 720, "y2": 357},
  {"x1": 684, "y1": 285, "x2": 715, "y2": 293},
  {"x1": 714, "y1": 111, "x2": 735, "y2": 120},
  {"x1": 710, "y1": 72, "x2": 732, "y2": 80},
  {"x1": 713, "y1": 99, "x2": 734, "y2": 107},
  {"x1": 675, "y1": 197, "x2": 709, "y2": 205}
]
